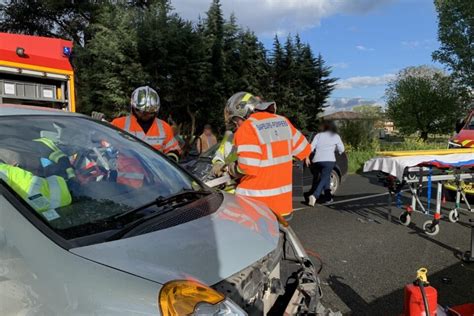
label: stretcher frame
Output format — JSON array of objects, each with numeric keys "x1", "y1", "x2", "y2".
[{"x1": 383, "y1": 167, "x2": 474, "y2": 236}]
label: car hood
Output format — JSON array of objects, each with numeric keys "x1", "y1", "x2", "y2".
[
  {"x1": 70, "y1": 193, "x2": 280, "y2": 286},
  {"x1": 451, "y1": 129, "x2": 474, "y2": 147}
]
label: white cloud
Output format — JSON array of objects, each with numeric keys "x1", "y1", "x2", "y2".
[
  {"x1": 170, "y1": 0, "x2": 394, "y2": 35},
  {"x1": 355, "y1": 45, "x2": 375, "y2": 51},
  {"x1": 401, "y1": 40, "x2": 421, "y2": 48},
  {"x1": 325, "y1": 98, "x2": 384, "y2": 114},
  {"x1": 337, "y1": 74, "x2": 396, "y2": 89},
  {"x1": 401, "y1": 39, "x2": 435, "y2": 49},
  {"x1": 331, "y1": 62, "x2": 349, "y2": 69}
]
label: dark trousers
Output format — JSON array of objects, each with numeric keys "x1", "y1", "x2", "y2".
[{"x1": 307, "y1": 161, "x2": 335, "y2": 199}]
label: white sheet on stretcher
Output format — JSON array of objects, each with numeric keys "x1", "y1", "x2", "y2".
[{"x1": 363, "y1": 153, "x2": 474, "y2": 180}]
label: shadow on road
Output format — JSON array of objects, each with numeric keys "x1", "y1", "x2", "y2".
[
  {"x1": 325, "y1": 194, "x2": 469, "y2": 260},
  {"x1": 327, "y1": 262, "x2": 474, "y2": 316}
]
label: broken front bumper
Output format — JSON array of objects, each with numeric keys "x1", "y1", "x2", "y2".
[{"x1": 213, "y1": 225, "x2": 322, "y2": 315}]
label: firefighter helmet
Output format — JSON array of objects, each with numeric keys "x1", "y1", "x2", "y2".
[
  {"x1": 131, "y1": 86, "x2": 160, "y2": 114},
  {"x1": 224, "y1": 92, "x2": 259, "y2": 124}
]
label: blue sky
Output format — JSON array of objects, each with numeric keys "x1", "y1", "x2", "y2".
[{"x1": 171, "y1": 0, "x2": 441, "y2": 112}]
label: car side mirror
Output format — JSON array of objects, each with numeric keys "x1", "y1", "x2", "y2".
[{"x1": 455, "y1": 119, "x2": 465, "y2": 134}]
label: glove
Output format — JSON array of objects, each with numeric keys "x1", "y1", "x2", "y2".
[
  {"x1": 91, "y1": 111, "x2": 105, "y2": 121},
  {"x1": 212, "y1": 161, "x2": 226, "y2": 177},
  {"x1": 167, "y1": 152, "x2": 180, "y2": 163},
  {"x1": 228, "y1": 162, "x2": 243, "y2": 179}
]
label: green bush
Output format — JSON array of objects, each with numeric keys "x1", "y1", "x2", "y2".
[
  {"x1": 339, "y1": 120, "x2": 377, "y2": 151},
  {"x1": 347, "y1": 149, "x2": 376, "y2": 174},
  {"x1": 379, "y1": 137, "x2": 446, "y2": 151},
  {"x1": 346, "y1": 137, "x2": 447, "y2": 174}
]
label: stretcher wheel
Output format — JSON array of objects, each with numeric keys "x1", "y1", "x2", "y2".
[
  {"x1": 399, "y1": 212, "x2": 411, "y2": 226},
  {"x1": 448, "y1": 209, "x2": 459, "y2": 223},
  {"x1": 423, "y1": 220, "x2": 440, "y2": 236}
]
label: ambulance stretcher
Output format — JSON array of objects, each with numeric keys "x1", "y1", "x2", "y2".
[{"x1": 364, "y1": 149, "x2": 474, "y2": 236}]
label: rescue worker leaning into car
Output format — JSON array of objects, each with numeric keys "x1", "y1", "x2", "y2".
[
  {"x1": 110, "y1": 86, "x2": 181, "y2": 162},
  {"x1": 224, "y1": 92, "x2": 311, "y2": 218},
  {"x1": 211, "y1": 95, "x2": 263, "y2": 177},
  {"x1": 211, "y1": 94, "x2": 263, "y2": 193},
  {"x1": 0, "y1": 142, "x2": 73, "y2": 220}
]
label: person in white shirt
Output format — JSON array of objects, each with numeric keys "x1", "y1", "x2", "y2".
[{"x1": 305, "y1": 121, "x2": 345, "y2": 206}]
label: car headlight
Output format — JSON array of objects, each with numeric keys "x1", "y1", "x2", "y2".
[{"x1": 159, "y1": 280, "x2": 247, "y2": 315}]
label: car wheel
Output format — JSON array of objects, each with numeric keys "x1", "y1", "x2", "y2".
[{"x1": 330, "y1": 170, "x2": 340, "y2": 195}]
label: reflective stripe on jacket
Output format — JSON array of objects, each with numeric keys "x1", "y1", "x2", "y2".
[
  {"x1": 234, "y1": 112, "x2": 311, "y2": 216},
  {"x1": 116, "y1": 155, "x2": 147, "y2": 188},
  {"x1": 0, "y1": 164, "x2": 71, "y2": 213},
  {"x1": 112, "y1": 115, "x2": 181, "y2": 154}
]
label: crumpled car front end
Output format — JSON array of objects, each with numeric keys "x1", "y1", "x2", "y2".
[{"x1": 213, "y1": 223, "x2": 322, "y2": 315}]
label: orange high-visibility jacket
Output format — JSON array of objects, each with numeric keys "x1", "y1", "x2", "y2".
[
  {"x1": 112, "y1": 115, "x2": 181, "y2": 154},
  {"x1": 234, "y1": 112, "x2": 311, "y2": 216}
]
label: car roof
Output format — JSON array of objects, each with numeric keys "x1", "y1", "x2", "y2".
[{"x1": 0, "y1": 104, "x2": 84, "y2": 117}]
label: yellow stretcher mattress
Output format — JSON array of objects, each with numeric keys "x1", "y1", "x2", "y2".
[{"x1": 377, "y1": 148, "x2": 474, "y2": 157}]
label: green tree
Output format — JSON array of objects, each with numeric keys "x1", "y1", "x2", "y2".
[
  {"x1": 433, "y1": 0, "x2": 474, "y2": 88},
  {"x1": 75, "y1": 4, "x2": 148, "y2": 117},
  {"x1": 1, "y1": 0, "x2": 337, "y2": 137},
  {"x1": 267, "y1": 35, "x2": 336, "y2": 131},
  {"x1": 386, "y1": 66, "x2": 469, "y2": 141},
  {"x1": 0, "y1": 0, "x2": 102, "y2": 45},
  {"x1": 353, "y1": 104, "x2": 383, "y2": 120},
  {"x1": 136, "y1": 1, "x2": 212, "y2": 135},
  {"x1": 205, "y1": 0, "x2": 225, "y2": 86}
]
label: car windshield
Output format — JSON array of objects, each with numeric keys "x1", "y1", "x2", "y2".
[
  {"x1": 467, "y1": 114, "x2": 474, "y2": 130},
  {"x1": 0, "y1": 115, "x2": 204, "y2": 240},
  {"x1": 200, "y1": 143, "x2": 219, "y2": 158}
]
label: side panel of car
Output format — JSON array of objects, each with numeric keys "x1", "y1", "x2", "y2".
[{"x1": 0, "y1": 193, "x2": 160, "y2": 316}]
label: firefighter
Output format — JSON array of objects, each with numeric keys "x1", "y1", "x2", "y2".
[
  {"x1": 0, "y1": 163, "x2": 72, "y2": 216},
  {"x1": 211, "y1": 92, "x2": 260, "y2": 178},
  {"x1": 110, "y1": 86, "x2": 181, "y2": 162},
  {"x1": 228, "y1": 92, "x2": 311, "y2": 218}
]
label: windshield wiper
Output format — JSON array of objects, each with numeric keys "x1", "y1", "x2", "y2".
[
  {"x1": 113, "y1": 189, "x2": 211, "y2": 221},
  {"x1": 105, "y1": 190, "x2": 212, "y2": 241}
]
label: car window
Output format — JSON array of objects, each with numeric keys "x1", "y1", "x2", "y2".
[
  {"x1": 467, "y1": 114, "x2": 474, "y2": 130},
  {"x1": 0, "y1": 115, "x2": 203, "y2": 240}
]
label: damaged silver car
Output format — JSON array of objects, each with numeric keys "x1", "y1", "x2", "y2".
[{"x1": 0, "y1": 104, "x2": 324, "y2": 315}]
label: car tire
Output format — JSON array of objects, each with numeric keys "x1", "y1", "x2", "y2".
[{"x1": 330, "y1": 170, "x2": 340, "y2": 195}]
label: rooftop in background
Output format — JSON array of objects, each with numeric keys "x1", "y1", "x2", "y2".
[
  {"x1": 322, "y1": 111, "x2": 364, "y2": 121},
  {"x1": 0, "y1": 32, "x2": 73, "y2": 72}
]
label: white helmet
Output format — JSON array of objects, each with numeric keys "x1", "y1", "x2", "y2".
[
  {"x1": 224, "y1": 92, "x2": 260, "y2": 124},
  {"x1": 131, "y1": 86, "x2": 160, "y2": 114}
]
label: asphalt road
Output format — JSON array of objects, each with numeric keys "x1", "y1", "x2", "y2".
[{"x1": 290, "y1": 174, "x2": 474, "y2": 316}]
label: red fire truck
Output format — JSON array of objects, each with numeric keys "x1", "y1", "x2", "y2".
[{"x1": 0, "y1": 32, "x2": 75, "y2": 111}]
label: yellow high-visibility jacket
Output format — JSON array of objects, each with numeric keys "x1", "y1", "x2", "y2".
[{"x1": 0, "y1": 164, "x2": 72, "y2": 214}]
